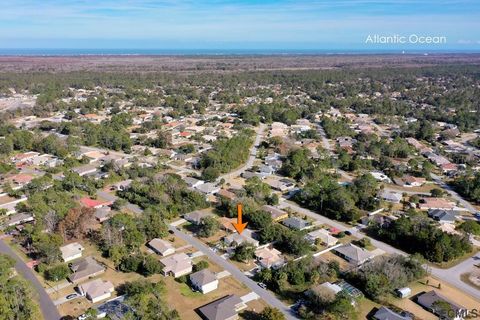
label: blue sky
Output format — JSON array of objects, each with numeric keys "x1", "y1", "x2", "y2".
[{"x1": 0, "y1": 0, "x2": 479, "y2": 51}]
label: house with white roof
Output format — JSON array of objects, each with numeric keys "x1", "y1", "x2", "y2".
[{"x1": 60, "y1": 242, "x2": 85, "y2": 262}]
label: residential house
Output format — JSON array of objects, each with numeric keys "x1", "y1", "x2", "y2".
[
  {"x1": 78, "y1": 278, "x2": 115, "y2": 303},
  {"x1": 255, "y1": 247, "x2": 284, "y2": 269},
  {"x1": 72, "y1": 164, "x2": 99, "y2": 177},
  {"x1": 11, "y1": 151, "x2": 40, "y2": 164},
  {"x1": 216, "y1": 189, "x2": 237, "y2": 202},
  {"x1": 109, "y1": 180, "x2": 132, "y2": 191},
  {"x1": 184, "y1": 211, "x2": 213, "y2": 225},
  {"x1": 428, "y1": 209, "x2": 459, "y2": 224},
  {"x1": 417, "y1": 290, "x2": 466, "y2": 319},
  {"x1": 306, "y1": 282, "x2": 343, "y2": 299},
  {"x1": 380, "y1": 191, "x2": 403, "y2": 203},
  {"x1": 333, "y1": 243, "x2": 374, "y2": 266},
  {"x1": 148, "y1": 238, "x2": 175, "y2": 256},
  {"x1": 218, "y1": 216, "x2": 237, "y2": 233},
  {"x1": 282, "y1": 217, "x2": 310, "y2": 230},
  {"x1": 441, "y1": 163, "x2": 458, "y2": 174},
  {"x1": 68, "y1": 256, "x2": 105, "y2": 283},
  {"x1": 195, "y1": 183, "x2": 221, "y2": 195},
  {"x1": 80, "y1": 197, "x2": 113, "y2": 209},
  {"x1": 183, "y1": 177, "x2": 205, "y2": 189},
  {"x1": 95, "y1": 296, "x2": 133, "y2": 320},
  {"x1": 95, "y1": 207, "x2": 112, "y2": 222},
  {"x1": 241, "y1": 171, "x2": 264, "y2": 180},
  {"x1": 361, "y1": 214, "x2": 397, "y2": 228},
  {"x1": 160, "y1": 253, "x2": 192, "y2": 278},
  {"x1": 198, "y1": 295, "x2": 246, "y2": 320},
  {"x1": 261, "y1": 205, "x2": 288, "y2": 222},
  {"x1": 306, "y1": 229, "x2": 338, "y2": 246},
  {"x1": 373, "y1": 307, "x2": 412, "y2": 320},
  {"x1": 418, "y1": 198, "x2": 455, "y2": 211},
  {"x1": 189, "y1": 269, "x2": 219, "y2": 294},
  {"x1": 2, "y1": 173, "x2": 35, "y2": 188},
  {"x1": 399, "y1": 176, "x2": 426, "y2": 187},
  {"x1": 224, "y1": 232, "x2": 259, "y2": 248},
  {"x1": 264, "y1": 179, "x2": 295, "y2": 192},
  {"x1": 258, "y1": 165, "x2": 274, "y2": 175},
  {"x1": 60, "y1": 242, "x2": 85, "y2": 262},
  {"x1": 370, "y1": 171, "x2": 392, "y2": 183},
  {"x1": 3, "y1": 212, "x2": 34, "y2": 227}
]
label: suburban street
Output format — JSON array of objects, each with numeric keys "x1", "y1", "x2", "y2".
[
  {"x1": 0, "y1": 239, "x2": 61, "y2": 320},
  {"x1": 169, "y1": 226, "x2": 297, "y2": 320}
]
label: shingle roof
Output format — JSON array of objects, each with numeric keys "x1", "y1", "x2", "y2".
[
  {"x1": 198, "y1": 295, "x2": 243, "y2": 320},
  {"x1": 334, "y1": 243, "x2": 374, "y2": 265},
  {"x1": 373, "y1": 307, "x2": 412, "y2": 320},
  {"x1": 189, "y1": 269, "x2": 217, "y2": 286}
]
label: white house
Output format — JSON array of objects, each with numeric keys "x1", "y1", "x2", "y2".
[
  {"x1": 148, "y1": 238, "x2": 175, "y2": 256},
  {"x1": 189, "y1": 269, "x2": 219, "y2": 294},
  {"x1": 60, "y1": 242, "x2": 85, "y2": 262},
  {"x1": 78, "y1": 279, "x2": 114, "y2": 303}
]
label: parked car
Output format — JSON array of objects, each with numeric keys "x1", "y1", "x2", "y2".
[
  {"x1": 258, "y1": 282, "x2": 267, "y2": 289},
  {"x1": 66, "y1": 293, "x2": 79, "y2": 300}
]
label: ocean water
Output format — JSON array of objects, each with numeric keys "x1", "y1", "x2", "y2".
[{"x1": 0, "y1": 48, "x2": 478, "y2": 56}]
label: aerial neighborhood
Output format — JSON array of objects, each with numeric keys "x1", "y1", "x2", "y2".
[{"x1": 1, "y1": 57, "x2": 480, "y2": 320}]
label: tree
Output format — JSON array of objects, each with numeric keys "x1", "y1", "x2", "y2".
[
  {"x1": 201, "y1": 167, "x2": 220, "y2": 182},
  {"x1": 458, "y1": 220, "x2": 480, "y2": 236},
  {"x1": 0, "y1": 253, "x2": 41, "y2": 319},
  {"x1": 193, "y1": 260, "x2": 209, "y2": 272},
  {"x1": 198, "y1": 216, "x2": 220, "y2": 238},
  {"x1": 58, "y1": 207, "x2": 95, "y2": 240},
  {"x1": 351, "y1": 173, "x2": 379, "y2": 210},
  {"x1": 141, "y1": 255, "x2": 163, "y2": 276},
  {"x1": 430, "y1": 188, "x2": 445, "y2": 198},
  {"x1": 44, "y1": 264, "x2": 71, "y2": 282},
  {"x1": 232, "y1": 243, "x2": 256, "y2": 262},
  {"x1": 141, "y1": 207, "x2": 168, "y2": 240},
  {"x1": 259, "y1": 307, "x2": 286, "y2": 320}
]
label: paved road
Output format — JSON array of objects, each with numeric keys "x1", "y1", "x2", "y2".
[
  {"x1": 169, "y1": 226, "x2": 297, "y2": 320},
  {"x1": 431, "y1": 173, "x2": 477, "y2": 213},
  {"x1": 279, "y1": 200, "x2": 480, "y2": 301},
  {"x1": 217, "y1": 123, "x2": 266, "y2": 182},
  {"x1": 97, "y1": 189, "x2": 143, "y2": 215},
  {"x1": 0, "y1": 239, "x2": 61, "y2": 320}
]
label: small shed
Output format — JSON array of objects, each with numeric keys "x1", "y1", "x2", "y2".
[{"x1": 395, "y1": 287, "x2": 411, "y2": 298}]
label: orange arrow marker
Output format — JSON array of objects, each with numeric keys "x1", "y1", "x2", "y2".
[{"x1": 232, "y1": 203, "x2": 247, "y2": 234}]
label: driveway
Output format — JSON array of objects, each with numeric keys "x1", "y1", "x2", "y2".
[
  {"x1": 169, "y1": 226, "x2": 298, "y2": 320},
  {"x1": 0, "y1": 239, "x2": 61, "y2": 320}
]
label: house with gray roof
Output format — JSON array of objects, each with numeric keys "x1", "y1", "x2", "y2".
[
  {"x1": 373, "y1": 307, "x2": 412, "y2": 320},
  {"x1": 416, "y1": 290, "x2": 466, "y2": 319},
  {"x1": 184, "y1": 211, "x2": 213, "y2": 225},
  {"x1": 428, "y1": 209, "x2": 459, "y2": 224},
  {"x1": 68, "y1": 256, "x2": 105, "y2": 283},
  {"x1": 333, "y1": 243, "x2": 375, "y2": 266},
  {"x1": 282, "y1": 217, "x2": 310, "y2": 230},
  {"x1": 189, "y1": 269, "x2": 219, "y2": 294},
  {"x1": 197, "y1": 295, "x2": 246, "y2": 320}
]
